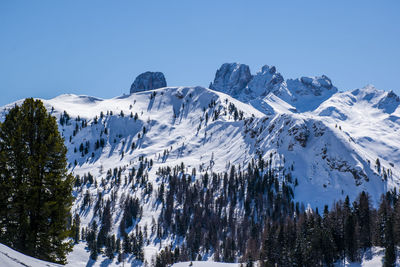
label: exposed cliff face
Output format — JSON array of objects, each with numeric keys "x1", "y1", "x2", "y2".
[
  {"x1": 375, "y1": 90, "x2": 400, "y2": 114},
  {"x1": 209, "y1": 63, "x2": 285, "y2": 99},
  {"x1": 246, "y1": 65, "x2": 284, "y2": 97},
  {"x1": 209, "y1": 63, "x2": 252, "y2": 97},
  {"x1": 130, "y1": 71, "x2": 167, "y2": 93},
  {"x1": 210, "y1": 63, "x2": 338, "y2": 113}
]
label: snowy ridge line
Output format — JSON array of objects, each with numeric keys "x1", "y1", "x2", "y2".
[
  {"x1": 1, "y1": 85, "x2": 399, "y2": 207},
  {"x1": 0, "y1": 74, "x2": 399, "y2": 265}
]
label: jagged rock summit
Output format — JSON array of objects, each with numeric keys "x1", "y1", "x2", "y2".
[
  {"x1": 210, "y1": 62, "x2": 338, "y2": 113},
  {"x1": 246, "y1": 64, "x2": 284, "y2": 97},
  {"x1": 209, "y1": 63, "x2": 252, "y2": 97},
  {"x1": 209, "y1": 62, "x2": 286, "y2": 99},
  {"x1": 130, "y1": 71, "x2": 167, "y2": 93}
]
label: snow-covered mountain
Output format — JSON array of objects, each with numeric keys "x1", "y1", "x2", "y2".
[
  {"x1": 1, "y1": 63, "x2": 399, "y2": 265},
  {"x1": 210, "y1": 62, "x2": 338, "y2": 113}
]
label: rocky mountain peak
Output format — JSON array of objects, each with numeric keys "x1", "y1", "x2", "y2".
[
  {"x1": 300, "y1": 75, "x2": 333, "y2": 90},
  {"x1": 130, "y1": 71, "x2": 167, "y2": 93},
  {"x1": 209, "y1": 63, "x2": 336, "y2": 100},
  {"x1": 246, "y1": 65, "x2": 284, "y2": 97},
  {"x1": 375, "y1": 89, "x2": 400, "y2": 113},
  {"x1": 209, "y1": 63, "x2": 252, "y2": 97},
  {"x1": 278, "y1": 75, "x2": 337, "y2": 112}
]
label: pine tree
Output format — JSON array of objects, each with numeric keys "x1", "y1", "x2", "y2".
[
  {"x1": 72, "y1": 213, "x2": 81, "y2": 244},
  {"x1": 90, "y1": 243, "x2": 98, "y2": 261},
  {"x1": 123, "y1": 234, "x2": 131, "y2": 254},
  {"x1": 343, "y1": 196, "x2": 357, "y2": 262},
  {"x1": 393, "y1": 198, "x2": 400, "y2": 245},
  {"x1": 0, "y1": 98, "x2": 74, "y2": 264},
  {"x1": 105, "y1": 236, "x2": 115, "y2": 259},
  {"x1": 355, "y1": 191, "x2": 372, "y2": 249},
  {"x1": 383, "y1": 214, "x2": 396, "y2": 267}
]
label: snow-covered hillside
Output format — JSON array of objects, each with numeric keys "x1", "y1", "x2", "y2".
[
  {"x1": 0, "y1": 242, "x2": 397, "y2": 267},
  {"x1": 1, "y1": 64, "x2": 400, "y2": 265},
  {"x1": 2, "y1": 86, "x2": 396, "y2": 208},
  {"x1": 0, "y1": 243, "x2": 61, "y2": 267}
]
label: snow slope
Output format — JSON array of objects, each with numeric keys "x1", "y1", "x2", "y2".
[
  {"x1": 3, "y1": 85, "x2": 396, "y2": 208},
  {"x1": 1, "y1": 71, "x2": 400, "y2": 265},
  {"x1": 0, "y1": 243, "x2": 61, "y2": 267},
  {"x1": 0, "y1": 242, "x2": 397, "y2": 267},
  {"x1": 172, "y1": 262, "x2": 239, "y2": 267}
]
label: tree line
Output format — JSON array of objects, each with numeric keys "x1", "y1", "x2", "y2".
[
  {"x1": 153, "y1": 161, "x2": 399, "y2": 267},
  {"x1": 71, "y1": 153, "x2": 400, "y2": 266}
]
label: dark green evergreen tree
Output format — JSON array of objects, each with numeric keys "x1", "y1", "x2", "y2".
[
  {"x1": 383, "y1": 214, "x2": 396, "y2": 267},
  {"x1": 343, "y1": 196, "x2": 357, "y2": 262},
  {"x1": 0, "y1": 98, "x2": 74, "y2": 264},
  {"x1": 72, "y1": 213, "x2": 81, "y2": 244},
  {"x1": 355, "y1": 191, "x2": 371, "y2": 249}
]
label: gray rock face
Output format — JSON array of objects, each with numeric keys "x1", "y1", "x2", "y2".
[
  {"x1": 375, "y1": 90, "x2": 400, "y2": 113},
  {"x1": 209, "y1": 63, "x2": 339, "y2": 112},
  {"x1": 130, "y1": 72, "x2": 167, "y2": 93},
  {"x1": 210, "y1": 63, "x2": 285, "y2": 100},
  {"x1": 246, "y1": 65, "x2": 284, "y2": 97},
  {"x1": 210, "y1": 63, "x2": 252, "y2": 97},
  {"x1": 287, "y1": 75, "x2": 337, "y2": 97}
]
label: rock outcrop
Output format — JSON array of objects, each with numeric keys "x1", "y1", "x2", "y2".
[
  {"x1": 210, "y1": 63, "x2": 338, "y2": 113},
  {"x1": 375, "y1": 90, "x2": 400, "y2": 114},
  {"x1": 246, "y1": 65, "x2": 284, "y2": 97},
  {"x1": 286, "y1": 75, "x2": 335, "y2": 97},
  {"x1": 130, "y1": 71, "x2": 167, "y2": 93},
  {"x1": 209, "y1": 63, "x2": 252, "y2": 97}
]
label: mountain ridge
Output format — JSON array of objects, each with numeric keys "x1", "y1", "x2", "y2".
[
  {"x1": 1, "y1": 63, "x2": 399, "y2": 265},
  {"x1": 2, "y1": 83, "x2": 398, "y2": 206}
]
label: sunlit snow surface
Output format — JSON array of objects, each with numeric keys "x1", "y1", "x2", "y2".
[
  {"x1": 1, "y1": 243, "x2": 398, "y2": 267},
  {"x1": 1, "y1": 85, "x2": 400, "y2": 265},
  {"x1": 0, "y1": 243, "x2": 61, "y2": 267}
]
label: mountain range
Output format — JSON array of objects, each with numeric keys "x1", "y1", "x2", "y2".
[{"x1": 1, "y1": 62, "x2": 399, "y2": 266}]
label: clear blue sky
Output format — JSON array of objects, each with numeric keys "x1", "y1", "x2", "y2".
[{"x1": 1, "y1": 0, "x2": 399, "y2": 106}]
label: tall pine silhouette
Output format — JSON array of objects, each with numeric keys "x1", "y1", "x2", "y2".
[{"x1": 0, "y1": 98, "x2": 74, "y2": 264}]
